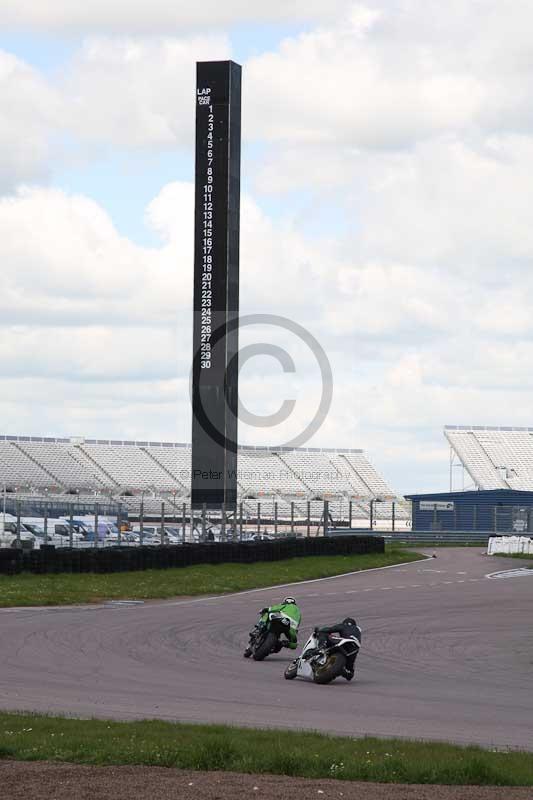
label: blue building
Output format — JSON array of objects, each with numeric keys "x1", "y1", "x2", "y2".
[{"x1": 405, "y1": 489, "x2": 533, "y2": 533}]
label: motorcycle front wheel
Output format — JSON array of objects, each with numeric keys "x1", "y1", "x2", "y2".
[
  {"x1": 252, "y1": 631, "x2": 278, "y2": 661},
  {"x1": 284, "y1": 661, "x2": 298, "y2": 680},
  {"x1": 312, "y1": 651, "x2": 346, "y2": 684}
]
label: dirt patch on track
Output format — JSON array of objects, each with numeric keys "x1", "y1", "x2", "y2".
[{"x1": 1, "y1": 761, "x2": 531, "y2": 800}]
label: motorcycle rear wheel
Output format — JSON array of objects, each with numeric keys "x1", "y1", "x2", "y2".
[
  {"x1": 252, "y1": 631, "x2": 278, "y2": 661},
  {"x1": 312, "y1": 651, "x2": 346, "y2": 684}
]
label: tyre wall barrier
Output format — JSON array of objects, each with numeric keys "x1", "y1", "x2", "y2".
[
  {"x1": 488, "y1": 536, "x2": 533, "y2": 556},
  {"x1": 0, "y1": 535, "x2": 384, "y2": 575},
  {"x1": 0, "y1": 548, "x2": 23, "y2": 575}
]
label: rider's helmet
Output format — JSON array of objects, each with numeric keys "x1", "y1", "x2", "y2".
[
  {"x1": 342, "y1": 617, "x2": 357, "y2": 627},
  {"x1": 283, "y1": 596, "x2": 296, "y2": 605}
]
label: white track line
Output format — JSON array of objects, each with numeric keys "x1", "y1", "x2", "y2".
[
  {"x1": 0, "y1": 555, "x2": 433, "y2": 614},
  {"x1": 163, "y1": 555, "x2": 434, "y2": 607},
  {"x1": 485, "y1": 568, "x2": 533, "y2": 580}
]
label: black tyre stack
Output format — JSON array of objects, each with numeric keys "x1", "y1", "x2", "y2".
[{"x1": 2, "y1": 534, "x2": 384, "y2": 576}]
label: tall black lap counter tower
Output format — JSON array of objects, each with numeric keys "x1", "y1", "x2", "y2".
[{"x1": 191, "y1": 60, "x2": 241, "y2": 509}]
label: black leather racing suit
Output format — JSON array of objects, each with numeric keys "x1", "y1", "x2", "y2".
[{"x1": 316, "y1": 622, "x2": 362, "y2": 676}]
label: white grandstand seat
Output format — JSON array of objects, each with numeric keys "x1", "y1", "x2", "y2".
[
  {"x1": 0, "y1": 441, "x2": 58, "y2": 488},
  {"x1": 341, "y1": 451, "x2": 392, "y2": 496},
  {"x1": 277, "y1": 451, "x2": 355, "y2": 497},
  {"x1": 144, "y1": 446, "x2": 191, "y2": 491},
  {"x1": 475, "y1": 431, "x2": 533, "y2": 491},
  {"x1": 443, "y1": 426, "x2": 533, "y2": 490},
  {"x1": 17, "y1": 442, "x2": 104, "y2": 490},
  {"x1": 80, "y1": 444, "x2": 184, "y2": 493},
  {"x1": 0, "y1": 436, "x2": 401, "y2": 523},
  {"x1": 237, "y1": 450, "x2": 308, "y2": 496},
  {"x1": 328, "y1": 453, "x2": 373, "y2": 496}
]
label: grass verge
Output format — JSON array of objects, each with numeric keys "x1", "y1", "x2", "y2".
[
  {"x1": 496, "y1": 553, "x2": 533, "y2": 566},
  {"x1": 0, "y1": 547, "x2": 422, "y2": 607},
  {"x1": 0, "y1": 713, "x2": 531, "y2": 785}
]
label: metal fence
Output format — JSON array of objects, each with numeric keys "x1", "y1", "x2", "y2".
[
  {"x1": 1, "y1": 494, "x2": 409, "y2": 550},
  {"x1": 6, "y1": 493, "x2": 530, "y2": 550},
  {"x1": 411, "y1": 502, "x2": 533, "y2": 534}
]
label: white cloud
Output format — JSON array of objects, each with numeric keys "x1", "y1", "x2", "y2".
[
  {"x1": 0, "y1": 376, "x2": 191, "y2": 443},
  {"x1": 64, "y1": 35, "x2": 231, "y2": 148},
  {"x1": 244, "y1": 1, "x2": 533, "y2": 149},
  {"x1": 3, "y1": 178, "x2": 533, "y2": 494},
  {"x1": 0, "y1": 1, "x2": 352, "y2": 33},
  {"x1": 0, "y1": 187, "x2": 156, "y2": 320},
  {"x1": 0, "y1": 51, "x2": 61, "y2": 192},
  {"x1": 351, "y1": 136, "x2": 533, "y2": 275},
  {"x1": 0, "y1": 182, "x2": 341, "y2": 450},
  {"x1": 7, "y1": 1, "x2": 533, "y2": 160},
  {"x1": 3, "y1": 2, "x2": 533, "y2": 492}
]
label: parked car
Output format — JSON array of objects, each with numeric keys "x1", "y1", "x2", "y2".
[{"x1": 129, "y1": 525, "x2": 180, "y2": 544}]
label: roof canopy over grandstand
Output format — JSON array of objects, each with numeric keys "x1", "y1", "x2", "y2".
[
  {"x1": 445, "y1": 425, "x2": 533, "y2": 491},
  {"x1": 0, "y1": 434, "x2": 403, "y2": 520}
]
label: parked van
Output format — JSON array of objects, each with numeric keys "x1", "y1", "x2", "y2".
[
  {"x1": 21, "y1": 517, "x2": 82, "y2": 547},
  {"x1": 0, "y1": 513, "x2": 37, "y2": 549},
  {"x1": 72, "y1": 516, "x2": 119, "y2": 542},
  {"x1": 40, "y1": 518, "x2": 84, "y2": 545}
]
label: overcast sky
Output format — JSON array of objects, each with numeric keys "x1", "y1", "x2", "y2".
[{"x1": 1, "y1": 1, "x2": 533, "y2": 494}]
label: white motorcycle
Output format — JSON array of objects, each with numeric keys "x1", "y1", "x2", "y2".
[{"x1": 284, "y1": 629, "x2": 360, "y2": 684}]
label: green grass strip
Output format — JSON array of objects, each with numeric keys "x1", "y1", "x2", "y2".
[
  {"x1": 0, "y1": 548, "x2": 421, "y2": 607},
  {"x1": 495, "y1": 553, "x2": 533, "y2": 566},
  {"x1": 0, "y1": 713, "x2": 532, "y2": 785}
]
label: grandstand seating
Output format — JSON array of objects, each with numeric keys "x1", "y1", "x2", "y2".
[
  {"x1": 0, "y1": 441, "x2": 56, "y2": 489},
  {"x1": 16, "y1": 441, "x2": 106, "y2": 491},
  {"x1": 237, "y1": 451, "x2": 308, "y2": 496},
  {"x1": 445, "y1": 426, "x2": 533, "y2": 490},
  {"x1": 278, "y1": 450, "x2": 352, "y2": 496},
  {"x1": 0, "y1": 435, "x2": 403, "y2": 521}
]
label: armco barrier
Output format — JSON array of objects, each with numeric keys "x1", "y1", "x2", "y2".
[
  {"x1": 331, "y1": 529, "x2": 491, "y2": 545},
  {"x1": 0, "y1": 535, "x2": 384, "y2": 576}
]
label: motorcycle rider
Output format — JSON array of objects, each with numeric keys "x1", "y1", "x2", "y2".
[
  {"x1": 305, "y1": 617, "x2": 362, "y2": 681},
  {"x1": 243, "y1": 597, "x2": 301, "y2": 657}
]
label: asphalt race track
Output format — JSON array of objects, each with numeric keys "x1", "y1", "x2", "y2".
[{"x1": 1, "y1": 549, "x2": 532, "y2": 749}]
